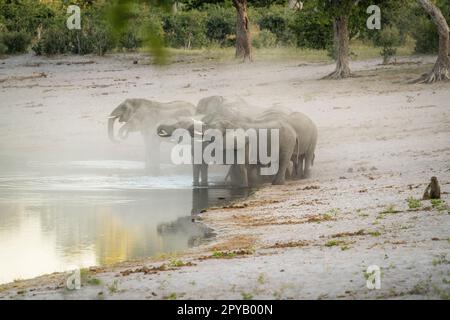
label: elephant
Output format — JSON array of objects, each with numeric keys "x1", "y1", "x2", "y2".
[
  {"x1": 204, "y1": 114, "x2": 298, "y2": 186},
  {"x1": 108, "y1": 98, "x2": 195, "y2": 173},
  {"x1": 287, "y1": 112, "x2": 317, "y2": 179},
  {"x1": 252, "y1": 108, "x2": 317, "y2": 179},
  {"x1": 157, "y1": 118, "x2": 209, "y2": 187}
]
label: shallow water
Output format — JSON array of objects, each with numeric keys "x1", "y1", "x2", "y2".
[{"x1": 0, "y1": 160, "x2": 250, "y2": 284}]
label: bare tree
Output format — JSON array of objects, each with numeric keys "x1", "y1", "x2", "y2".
[
  {"x1": 232, "y1": 0, "x2": 252, "y2": 62},
  {"x1": 416, "y1": 0, "x2": 449, "y2": 83}
]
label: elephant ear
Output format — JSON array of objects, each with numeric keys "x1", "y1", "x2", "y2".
[
  {"x1": 121, "y1": 100, "x2": 137, "y2": 122},
  {"x1": 209, "y1": 119, "x2": 236, "y2": 132}
]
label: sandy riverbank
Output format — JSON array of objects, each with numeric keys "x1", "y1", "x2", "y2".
[{"x1": 0, "y1": 52, "x2": 449, "y2": 299}]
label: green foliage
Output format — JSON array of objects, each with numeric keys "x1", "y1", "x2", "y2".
[
  {"x1": 253, "y1": 29, "x2": 277, "y2": 48},
  {"x1": 1, "y1": 31, "x2": 31, "y2": 54},
  {"x1": 33, "y1": 11, "x2": 116, "y2": 56},
  {"x1": 258, "y1": 9, "x2": 292, "y2": 45},
  {"x1": 204, "y1": 5, "x2": 235, "y2": 46},
  {"x1": 410, "y1": 0, "x2": 450, "y2": 54},
  {"x1": 0, "y1": 0, "x2": 56, "y2": 35},
  {"x1": 406, "y1": 196, "x2": 422, "y2": 209},
  {"x1": 0, "y1": 41, "x2": 7, "y2": 55},
  {"x1": 32, "y1": 21, "x2": 71, "y2": 55},
  {"x1": 162, "y1": 11, "x2": 208, "y2": 49},
  {"x1": 288, "y1": 7, "x2": 332, "y2": 50}
]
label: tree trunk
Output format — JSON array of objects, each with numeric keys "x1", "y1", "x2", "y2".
[
  {"x1": 416, "y1": 0, "x2": 449, "y2": 83},
  {"x1": 233, "y1": 0, "x2": 252, "y2": 62},
  {"x1": 324, "y1": 15, "x2": 352, "y2": 79}
]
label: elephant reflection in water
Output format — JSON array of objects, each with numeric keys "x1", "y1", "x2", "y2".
[{"x1": 156, "y1": 188, "x2": 250, "y2": 247}]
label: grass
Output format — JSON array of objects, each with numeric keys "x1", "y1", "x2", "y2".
[
  {"x1": 212, "y1": 251, "x2": 236, "y2": 259},
  {"x1": 161, "y1": 40, "x2": 415, "y2": 65},
  {"x1": 107, "y1": 280, "x2": 119, "y2": 294},
  {"x1": 87, "y1": 278, "x2": 102, "y2": 286},
  {"x1": 241, "y1": 292, "x2": 253, "y2": 300},
  {"x1": 380, "y1": 204, "x2": 400, "y2": 215},
  {"x1": 168, "y1": 259, "x2": 190, "y2": 268},
  {"x1": 257, "y1": 273, "x2": 266, "y2": 285},
  {"x1": 325, "y1": 240, "x2": 347, "y2": 247},
  {"x1": 431, "y1": 199, "x2": 448, "y2": 212},
  {"x1": 432, "y1": 254, "x2": 449, "y2": 266},
  {"x1": 165, "y1": 292, "x2": 177, "y2": 300},
  {"x1": 407, "y1": 197, "x2": 422, "y2": 209},
  {"x1": 369, "y1": 231, "x2": 381, "y2": 237}
]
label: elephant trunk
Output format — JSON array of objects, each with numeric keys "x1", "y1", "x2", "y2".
[
  {"x1": 108, "y1": 116, "x2": 120, "y2": 143},
  {"x1": 118, "y1": 123, "x2": 130, "y2": 140}
]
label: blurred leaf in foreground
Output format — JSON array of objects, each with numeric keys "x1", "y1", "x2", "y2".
[{"x1": 106, "y1": 0, "x2": 173, "y2": 64}]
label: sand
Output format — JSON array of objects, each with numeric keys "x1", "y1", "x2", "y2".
[{"x1": 0, "y1": 52, "x2": 449, "y2": 299}]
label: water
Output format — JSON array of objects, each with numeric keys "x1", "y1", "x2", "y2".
[{"x1": 0, "y1": 160, "x2": 250, "y2": 284}]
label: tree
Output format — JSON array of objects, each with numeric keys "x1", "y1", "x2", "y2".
[
  {"x1": 415, "y1": 0, "x2": 449, "y2": 83},
  {"x1": 321, "y1": 0, "x2": 358, "y2": 79},
  {"x1": 232, "y1": 0, "x2": 252, "y2": 61}
]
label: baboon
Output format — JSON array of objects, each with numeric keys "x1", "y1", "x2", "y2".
[{"x1": 422, "y1": 176, "x2": 441, "y2": 200}]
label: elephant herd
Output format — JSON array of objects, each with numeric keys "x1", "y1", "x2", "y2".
[{"x1": 108, "y1": 96, "x2": 317, "y2": 187}]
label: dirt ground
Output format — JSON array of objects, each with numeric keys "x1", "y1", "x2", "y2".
[{"x1": 0, "y1": 52, "x2": 449, "y2": 299}]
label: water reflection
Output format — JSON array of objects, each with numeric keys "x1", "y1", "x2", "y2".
[{"x1": 0, "y1": 164, "x2": 250, "y2": 284}]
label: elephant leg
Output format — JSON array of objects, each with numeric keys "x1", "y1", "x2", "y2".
[
  {"x1": 144, "y1": 134, "x2": 160, "y2": 175},
  {"x1": 200, "y1": 164, "x2": 208, "y2": 186},
  {"x1": 272, "y1": 158, "x2": 289, "y2": 185},
  {"x1": 247, "y1": 165, "x2": 259, "y2": 186},
  {"x1": 303, "y1": 153, "x2": 313, "y2": 179},
  {"x1": 295, "y1": 155, "x2": 305, "y2": 180},
  {"x1": 238, "y1": 164, "x2": 249, "y2": 188},
  {"x1": 227, "y1": 165, "x2": 241, "y2": 186},
  {"x1": 193, "y1": 164, "x2": 200, "y2": 187}
]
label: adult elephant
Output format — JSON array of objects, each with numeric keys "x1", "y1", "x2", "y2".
[
  {"x1": 252, "y1": 108, "x2": 318, "y2": 179},
  {"x1": 108, "y1": 98, "x2": 195, "y2": 173},
  {"x1": 205, "y1": 116, "x2": 298, "y2": 186}
]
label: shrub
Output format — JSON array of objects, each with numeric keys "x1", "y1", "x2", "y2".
[
  {"x1": 1, "y1": 31, "x2": 31, "y2": 54},
  {"x1": 258, "y1": 9, "x2": 294, "y2": 45},
  {"x1": 252, "y1": 29, "x2": 277, "y2": 48},
  {"x1": 33, "y1": 16, "x2": 115, "y2": 56},
  {"x1": 0, "y1": 41, "x2": 6, "y2": 55},
  {"x1": 117, "y1": 9, "x2": 164, "y2": 51},
  {"x1": 412, "y1": 17, "x2": 439, "y2": 54},
  {"x1": 374, "y1": 26, "x2": 401, "y2": 64},
  {"x1": 32, "y1": 22, "x2": 71, "y2": 55},
  {"x1": 119, "y1": 30, "x2": 142, "y2": 51},
  {"x1": 410, "y1": 0, "x2": 450, "y2": 54},
  {"x1": 204, "y1": 7, "x2": 235, "y2": 46},
  {"x1": 288, "y1": 10, "x2": 332, "y2": 50},
  {"x1": 162, "y1": 11, "x2": 208, "y2": 49}
]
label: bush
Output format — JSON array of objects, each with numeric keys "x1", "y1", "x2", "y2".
[
  {"x1": 33, "y1": 16, "x2": 115, "y2": 56},
  {"x1": 204, "y1": 7, "x2": 235, "y2": 46},
  {"x1": 375, "y1": 26, "x2": 401, "y2": 64},
  {"x1": 258, "y1": 10, "x2": 294, "y2": 45},
  {"x1": 162, "y1": 11, "x2": 208, "y2": 49},
  {"x1": 1, "y1": 31, "x2": 31, "y2": 54},
  {"x1": 0, "y1": 41, "x2": 7, "y2": 55},
  {"x1": 252, "y1": 29, "x2": 277, "y2": 48},
  {"x1": 410, "y1": 0, "x2": 450, "y2": 54},
  {"x1": 119, "y1": 31, "x2": 142, "y2": 51},
  {"x1": 412, "y1": 18, "x2": 439, "y2": 54},
  {"x1": 32, "y1": 22, "x2": 71, "y2": 55},
  {"x1": 288, "y1": 10, "x2": 332, "y2": 50}
]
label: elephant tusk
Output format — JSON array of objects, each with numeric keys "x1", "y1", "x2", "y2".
[
  {"x1": 158, "y1": 129, "x2": 170, "y2": 137},
  {"x1": 108, "y1": 115, "x2": 118, "y2": 119}
]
